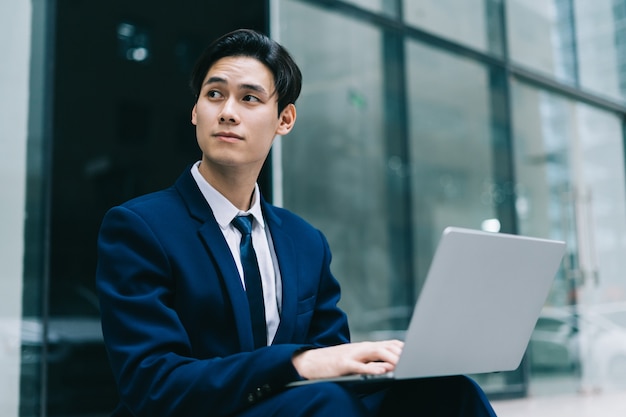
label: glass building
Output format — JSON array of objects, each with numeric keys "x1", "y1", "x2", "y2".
[{"x1": 2, "y1": 0, "x2": 626, "y2": 415}]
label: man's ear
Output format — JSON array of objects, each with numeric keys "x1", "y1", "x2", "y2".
[
  {"x1": 276, "y1": 103, "x2": 297, "y2": 136},
  {"x1": 191, "y1": 104, "x2": 198, "y2": 126}
]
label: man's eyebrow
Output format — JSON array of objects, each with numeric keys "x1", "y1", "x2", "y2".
[
  {"x1": 240, "y1": 83, "x2": 268, "y2": 95},
  {"x1": 204, "y1": 76, "x2": 227, "y2": 86},
  {"x1": 203, "y1": 77, "x2": 269, "y2": 95}
]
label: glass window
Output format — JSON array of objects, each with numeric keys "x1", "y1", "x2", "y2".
[
  {"x1": 405, "y1": 40, "x2": 498, "y2": 288},
  {"x1": 506, "y1": 0, "x2": 577, "y2": 84},
  {"x1": 1, "y1": 27, "x2": 30, "y2": 417},
  {"x1": 575, "y1": 0, "x2": 626, "y2": 103},
  {"x1": 279, "y1": 0, "x2": 396, "y2": 339},
  {"x1": 278, "y1": 0, "x2": 516, "y2": 346},
  {"x1": 280, "y1": 0, "x2": 626, "y2": 401},
  {"x1": 511, "y1": 80, "x2": 626, "y2": 393},
  {"x1": 342, "y1": 0, "x2": 385, "y2": 14},
  {"x1": 507, "y1": 0, "x2": 626, "y2": 103},
  {"x1": 404, "y1": 41, "x2": 524, "y2": 395},
  {"x1": 403, "y1": 0, "x2": 499, "y2": 55},
  {"x1": 507, "y1": 0, "x2": 578, "y2": 86}
]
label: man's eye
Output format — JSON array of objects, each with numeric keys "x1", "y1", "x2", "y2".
[
  {"x1": 207, "y1": 90, "x2": 222, "y2": 99},
  {"x1": 243, "y1": 95, "x2": 260, "y2": 102}
]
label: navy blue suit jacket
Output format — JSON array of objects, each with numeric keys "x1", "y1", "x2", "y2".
[{"x1": 96, "y1": 168, "x2": 350, "y2": 417}]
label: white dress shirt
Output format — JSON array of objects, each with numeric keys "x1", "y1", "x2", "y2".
[{"x1": 190, "y1": 161, "x2": 282, "y2": 344}]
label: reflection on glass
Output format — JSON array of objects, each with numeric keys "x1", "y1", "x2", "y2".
[
  {"x1": 512, "y1": 80, "x2": 626, "y2": 394},
  {"x1": 481, "y1": 218, "x2": 501, "y2": 232},
  {"x1": 117, "y1": 21, "x2": 151, "y2": 63}
]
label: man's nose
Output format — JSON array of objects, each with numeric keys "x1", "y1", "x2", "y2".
[{"x1": 218, "y1": 98, "x2": 239, "y2": 123}]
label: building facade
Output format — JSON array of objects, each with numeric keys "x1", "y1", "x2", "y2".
[{"x1": 2, "y1": 0, "x2": 626, "y2": 415}]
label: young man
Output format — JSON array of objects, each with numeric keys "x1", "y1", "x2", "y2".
[{"x1": 96, "y1": 29, "x2": 498, "y2": 416}]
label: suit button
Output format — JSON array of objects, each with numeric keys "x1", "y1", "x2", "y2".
[
  {"x1": 255, "y1": 387, "x2": 264, "y2": 399},
  {"x1": 247, "y1": 393, "x2": 255, "y2": 403},
  {"x1": 262, "y1": 384, "x2": 272, "y2": 393}
]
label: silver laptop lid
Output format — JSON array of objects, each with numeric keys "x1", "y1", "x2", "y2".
[{"x1": 395, "y1": 227, "x2": 566, "y2": 379}]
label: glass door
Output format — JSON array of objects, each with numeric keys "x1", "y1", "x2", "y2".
[{"x1": 512, "y1": 80, "x2": 626, "y2": 395}]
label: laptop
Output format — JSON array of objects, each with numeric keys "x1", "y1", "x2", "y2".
[{"x1": 287, "y1": 226, "x2": 566, "y2": 387}]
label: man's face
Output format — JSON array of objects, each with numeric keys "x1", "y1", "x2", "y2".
[{"x1": 192, "y1": 56, "x2": 295, "y2": 175}]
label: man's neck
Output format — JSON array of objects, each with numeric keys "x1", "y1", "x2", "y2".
[{"x1": 198, "y1": 161, "x2": 259, "y2": 211}]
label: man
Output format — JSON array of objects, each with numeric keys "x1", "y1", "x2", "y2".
[{"x1": 96, "y1": 29, "x2": 498, "y2": 416}]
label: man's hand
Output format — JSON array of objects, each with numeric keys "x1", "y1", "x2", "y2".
[{"x1": 292, "y1": 340, "x2": 404, "y2": 380}]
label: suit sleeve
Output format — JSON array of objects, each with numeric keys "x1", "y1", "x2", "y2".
[{"x1": 96, "y1": 205, "x2": 348, "y2": 417}]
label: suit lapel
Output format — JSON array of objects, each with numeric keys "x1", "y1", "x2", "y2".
[
  {"x1": 263, "y1": 203, "x2": 299, "y2": 344},
  {"x1": 174, "y1": 169, "x2": 255, "y2": 351},
  {"x1": 197, "y1": 221, "x2": 255, "y2": 351}
]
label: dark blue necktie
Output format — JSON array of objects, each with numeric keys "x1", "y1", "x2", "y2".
[{"x1": 232, "y1": 215, "x2": 267, "y2": 349}]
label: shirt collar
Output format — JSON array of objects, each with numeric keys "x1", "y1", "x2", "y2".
[{"x1": 190, "y1": 161, "x2": 265, "y2": 230}]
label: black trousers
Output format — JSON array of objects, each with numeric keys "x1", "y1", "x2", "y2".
[{"x1": 234, "y1": 375, "x2": 498, "y2": 417}]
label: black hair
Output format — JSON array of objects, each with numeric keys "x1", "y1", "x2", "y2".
[{"x1": 190, "y1": 29, "x2": 302, "y2": 115}]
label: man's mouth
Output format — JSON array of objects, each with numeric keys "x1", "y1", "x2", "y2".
[{"x1": 213, "y1": 132, "x2": 243, "y2": 140}]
